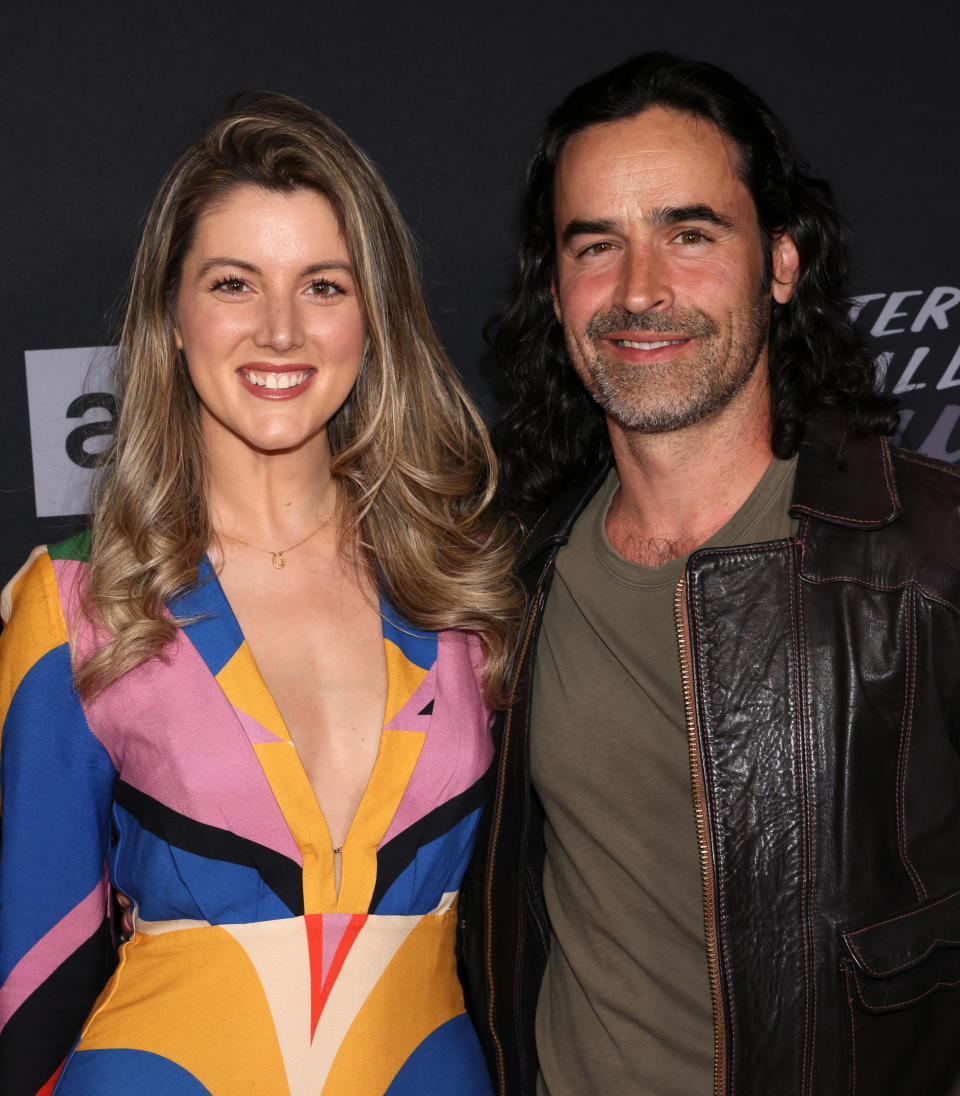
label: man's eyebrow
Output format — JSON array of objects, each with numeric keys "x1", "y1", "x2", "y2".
[
  {"x1": 652, "y1": 204, "x2": 735, "y2": 229},
  {"x1": 560, "y1": 206, "x2": 735, "y2": 248},
  {"x1": 560, "y1": 219, "x2": 619, "y2": 248}
]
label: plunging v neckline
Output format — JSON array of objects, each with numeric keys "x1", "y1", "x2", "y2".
[{"x1": 177, "y1": 558, "x2": 431, "y2": 914}]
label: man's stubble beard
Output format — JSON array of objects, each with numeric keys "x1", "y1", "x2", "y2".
[{"x1": 566, "y1": 295, "x2": 772, "y2": 435}]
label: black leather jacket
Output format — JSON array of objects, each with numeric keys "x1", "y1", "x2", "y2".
[{"x1": 461, "y1": 422, "x2": 960, "y2": 1095}]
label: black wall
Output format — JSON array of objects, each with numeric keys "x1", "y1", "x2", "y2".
[{"x1": 3, "y1": 0, "x2": 957, "y2": 580}]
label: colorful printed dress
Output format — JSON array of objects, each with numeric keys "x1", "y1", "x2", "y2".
[{"x1": 0, "y1": 534, "x2": 495, "y2": 1095}]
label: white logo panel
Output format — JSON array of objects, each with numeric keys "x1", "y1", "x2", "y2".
[{"x1": 24, "y1": 346, "x2": 117, "y2": 518}]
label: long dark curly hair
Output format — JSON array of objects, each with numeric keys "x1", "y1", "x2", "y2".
[{"x1": 491, "y1": 52, "x2": 898, "y2": 511}]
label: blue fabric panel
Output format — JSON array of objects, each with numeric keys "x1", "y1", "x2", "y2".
[
  {"x1": 0, "y1": 645, "x2": 116, "y2": 980},
  {"x1": 110, "y1": 804, "x2": 294, "y2": 924},
  {"x1": 379, "y1": 596, "x2": 437, "y2": 671},
  {"x1": 384, "y1": 1013, "x2": 493, "y2": 1095},
  {"x1": 373, "y1": 808, "x2": 481, "y2": 915},
  {"x1": 169, "y1": 559, "x2": 242, "y2": 677},
  {"x1": 55, "y1": 1048, "x2": 213, "y2": 1094}
]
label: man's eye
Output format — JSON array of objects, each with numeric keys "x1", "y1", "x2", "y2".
[
  {"x1": 677, "y1": 229, "x2": 707, "y2": 245},
  {"x1": 579, "y1": 241, "x2": 614, "y2": 257}
]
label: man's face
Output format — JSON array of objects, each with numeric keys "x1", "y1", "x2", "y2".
[{"x1": 551, "y1": 106, "x2": 797, "y2": 435}]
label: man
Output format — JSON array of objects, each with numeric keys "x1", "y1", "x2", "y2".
[{"x1": 460, "y1": 53, "x2": 960, "y2": 1095}]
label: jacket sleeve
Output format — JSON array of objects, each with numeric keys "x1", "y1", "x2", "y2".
[{"x1": 0, "y1": 552, "x2": 118, "y2": 1095}]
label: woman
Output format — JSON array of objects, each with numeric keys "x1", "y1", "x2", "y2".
[{"x1": 0, "y1": 93, "x2": 520, "y2": 1094}]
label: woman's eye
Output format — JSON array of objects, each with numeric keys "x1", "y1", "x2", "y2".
[
  {"x1": 310, "y1": 279, "x2": 344, "y2": 297},
  {"x1": 212, "y1": 276, "x2": 247, "y2": 293}
]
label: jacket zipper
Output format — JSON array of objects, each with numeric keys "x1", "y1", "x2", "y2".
[
  {"x1": 675, "y1": 573, "x2": 726, "y2": 1095},
  {"x1": 484, "y1": 580, "x2": 545, "y2": 1095}
]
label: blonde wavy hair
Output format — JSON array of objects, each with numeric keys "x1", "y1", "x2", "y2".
[{"x1": 79, "y1": 92, "x2": 522, "y2": 706}]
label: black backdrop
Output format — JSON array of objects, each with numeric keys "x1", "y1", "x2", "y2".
[{"x1": 3, "y1": 0, "x2": 958, "y2": 582}]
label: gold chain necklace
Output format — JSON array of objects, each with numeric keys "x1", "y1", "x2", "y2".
[{"x1": 219, "y1": 518, "x2": 331, "y2": 570}]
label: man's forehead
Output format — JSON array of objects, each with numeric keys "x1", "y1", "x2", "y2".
[{"x1": 553, "y1": 107, "x2": 749, "y2": 217}]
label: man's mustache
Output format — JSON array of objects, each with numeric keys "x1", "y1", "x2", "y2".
[{"x1": 586, "y1": 307, "x2": 719, "y2": 340}]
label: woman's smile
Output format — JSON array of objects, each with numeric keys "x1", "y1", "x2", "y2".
[{"x1": 237, "y1": 363, "x2": 317, "y2": 397}]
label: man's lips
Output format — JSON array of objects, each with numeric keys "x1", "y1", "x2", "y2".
[
  {"x1": 609, "y1": 336, "x2": 691, "y2": 350},
  {"x1": 237, "y1": 363, "x2": 316, "y2": 397},
  {"x1": 601, "y1": 333, "x2": 694, "y2": 354}
]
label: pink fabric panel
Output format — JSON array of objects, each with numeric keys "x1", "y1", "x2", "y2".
[
  {"x1": 380, "y1": 631, "x2": 492, "y2": 846},
  {"x1": 53, "y1": 561, "x2": 301, "y2": 865},
  {"x1": 0, "y1": 869, "x2": 108, "y2": 1030}
]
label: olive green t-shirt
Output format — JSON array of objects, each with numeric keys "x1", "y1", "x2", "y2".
[{"x1": 531, "y1": 456, "x2": 797, "y2": 1096}]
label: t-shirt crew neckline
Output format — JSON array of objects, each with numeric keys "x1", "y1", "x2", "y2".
[{"x1": 592, "y1": 454, "x2": 799, "y2": 591}]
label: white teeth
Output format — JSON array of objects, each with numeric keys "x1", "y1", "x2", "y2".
[
  {"x1": 244, "y1": 370, "x2": 309, "y2": 389},
  {"x1": 617, "y1": 338, "x2": 685, "y2": 350}
]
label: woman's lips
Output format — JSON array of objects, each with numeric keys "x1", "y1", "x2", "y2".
[{"x1": 237, "y1": 364, "x2": 316, "y2": 398}]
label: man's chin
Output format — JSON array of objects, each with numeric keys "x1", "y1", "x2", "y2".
[{"x1": 601, "y1": 402, "x2": 711, "y2": 435}]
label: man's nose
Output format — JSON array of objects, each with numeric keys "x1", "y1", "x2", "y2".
[{"x1": 616, "y1": 243, "x2": 674, "y2": 314}]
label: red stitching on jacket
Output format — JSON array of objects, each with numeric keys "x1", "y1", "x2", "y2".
[
  {"x1": 793, "y1": 437, "x2": 899, "y2": 526},
  {"x1": 793, "y1": 506, "x2": 893, "y2": 526},
  {"x1": 792, "y1": 548, "x2": 816, "y2": 1094},
  {"x1": 849, "y1": 972, "x2": 960, "y2": 1011},
  {"x1": 797, "y1": 573, "x2": 960, "y2": 616},
  {"x1": 842, "y1": 964, "x2": 857, "y2": 1095},
  {"x1": 898, "y1": 448, "x2": 960, "y2": 481},
  {"x1": 843, "y1": 887, "x2": 960, "y2": 937},
  {"x1": 846, "y1": 933, "x2": 960, "y2": 978},
  {"x1": 519, "y1": 509, "x2": 548, "y2": 553},
  {"x1": 896, "y1": 590, "x2": 926, "y2": 902}
]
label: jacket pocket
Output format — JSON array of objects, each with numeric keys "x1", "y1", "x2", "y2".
[{"x1": 841, "y1": 889, "x2": 960, "y2": 1094}]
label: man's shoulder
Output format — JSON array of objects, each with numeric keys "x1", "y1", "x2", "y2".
[
  {"x1": 890, "y1": 445, "x2": 960, "y2": 498},
  {"x1": 513, "y1": 465, "x2": 611, "y2": 578},
  {"x1": 816, "y1": 442, "x2": 960, "y2": 605},
  {"x1": 887, "y1": 447, "x2": 960, "y2": 586}
]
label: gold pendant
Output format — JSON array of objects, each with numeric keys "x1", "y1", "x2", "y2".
[{"x1": 272, "y1": 552, "x2": 286, "y2": 569}]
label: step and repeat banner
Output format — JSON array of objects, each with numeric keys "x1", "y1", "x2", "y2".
[{"x1": 3, "y1": 3, "x2": 957, "y2": 582}]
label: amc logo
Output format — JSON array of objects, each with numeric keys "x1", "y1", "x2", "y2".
[{"x1": 24, "y1": 347, "x2": 117, "y2": 517}]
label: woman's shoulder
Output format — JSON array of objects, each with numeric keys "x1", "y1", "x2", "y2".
[{"x1": 0, "y1": 530, "x2": 91, "y2": 627}]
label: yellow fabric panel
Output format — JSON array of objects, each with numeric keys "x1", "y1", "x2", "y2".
[
  {"x1": 217, "y1": 641, "x2": 290, "y2": 742},
  {"x1": 382, "y1": 636, "x2": 429, "y2": 725},
  {"x1": 221, "y1": 639, "x2": 330, "y2": 910},
  {"x1": 321, "y1": 909, "x2": 464, "y2": 1094},
  {"x1": 0, "y1": 551, "x2": 67, "y2": 705},
  {"x1": 245, "y1": 633, "x2": 427, "y2": 914},
  {"x1": 79, "y1": 926, "x2": 290, "y2": 1096},
  {"x1": 335, "y1": 729, "x2": 424, "y2": 912},
  {"x1": 254, "y1": 737, "x2": 332, "y2": 911}
]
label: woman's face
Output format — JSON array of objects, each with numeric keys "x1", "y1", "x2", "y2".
[{"x1": 173, "y1": 184, "x2": 366, "y2": 459}]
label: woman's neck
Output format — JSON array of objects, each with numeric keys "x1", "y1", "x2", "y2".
[{"x1": 203, "y1": 424, "x2": 340, "y2": 546}]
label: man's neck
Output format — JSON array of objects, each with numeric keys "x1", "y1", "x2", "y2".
[{"x1": 604, "y1": 401, "x2": 775, "y2": 567}]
